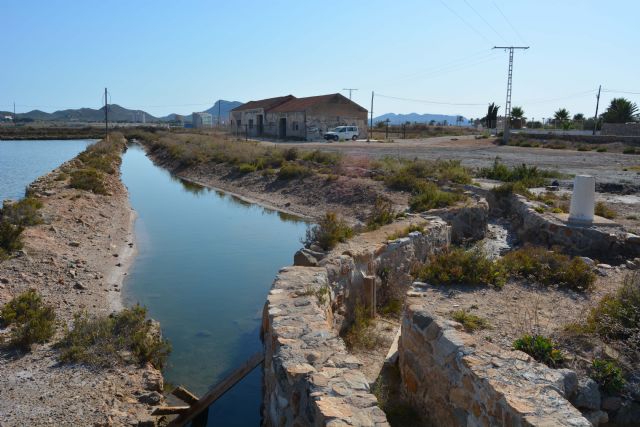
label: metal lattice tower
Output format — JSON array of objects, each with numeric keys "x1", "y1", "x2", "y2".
[{"x1": 493, "y1": 46, "x2": 529, "y2": 143}]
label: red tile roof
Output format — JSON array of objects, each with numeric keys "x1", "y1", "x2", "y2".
[
  {"x1": 269, "y1": 93, "x2": 367, "y2": 113},
  {"x1": 231, "y1": 95, "x2": 295, "y2": 112}
]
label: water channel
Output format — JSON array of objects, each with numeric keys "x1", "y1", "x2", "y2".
[{"x1": 120, "y1": 144, "x2": 308, "y2": 426}]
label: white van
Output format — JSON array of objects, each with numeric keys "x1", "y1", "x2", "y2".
[{"x1": 323, "y1": 126, "x2": 359, "y2": 142}]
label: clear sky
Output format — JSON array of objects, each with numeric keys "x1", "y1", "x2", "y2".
[{"x1": 3, "y1": 0, "x2": 639, "y2": 120}]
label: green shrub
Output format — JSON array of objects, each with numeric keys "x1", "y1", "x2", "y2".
[
  {"x1": 451, "y1": 310, "x2": 490, "y2": 332},
  {"x1": 0, "y1": 289, "x2": 56, "y2": 350},
  {"x1": 478, "y1": 158, "x2": 561, "y2": 187},
  {"x1": 415, "y1": 247, "x2": 506, "y2": 287},
  {"x1": 343, "y1": 304, "x2": 379, "y2": 350},
  {"x1": 596, "y1": 147, "x2": 607, "y2": 152},
  {"x1": 366, "y1": 197, "x2": 396, "y2": 230},
  {"x1": 57, "y1": 305, "x2": 171, "y2": 369},
  {"x1": 491, "y1": 181, "x2": 533, "y2": 198},
  {"x1": 581, "y1": 272, "x2": 639, "y2": 346},
  {"x1": 623, "y1": 147, "x2": 638, "y2": 155},
  {"x1": 382, "y1": 159, "x2": 471, "y2": 191},
  {"x1": 501, "y1": 246, "x2": 595, "y2": 291},
  {"x1": 302, "y1": 149, "x2": 341, "y2": 165},
  {"x1": 303, "y1": 212, "x2": 353, "y2": 250},
  {"x1": 513, "y1": 334, "x2": 563, "y2": 367},
  {"x1": 0, "y1": 221, "x2": 24, "y2": 256},
  {"x1": 283, "y1": 147, "x2": 299, "y2": 161},
  {"x1": 591, "y1": 359, "x2": 625, "y2": 393},
  {"x1": 1, "y1": 197, "x2": 43, "y2": 226},
  {"x1": 409, "y1": 183, "x2": 464, "y2": 212},
  {"x1": 277, "y1": 163, "x2": 312, "y2": 180},
  {"x1": 237, "y1": 163, "x2": 257, "y2": 174},
  {"x1": 595, "y1": 201, "x2": 616, "y2": 219},
  {"x1": 380, "y1": 298, "x2": 403, "y2": 317},
  {"x1": 70, "y1": 168, "x2": 106, "y2": 194}
]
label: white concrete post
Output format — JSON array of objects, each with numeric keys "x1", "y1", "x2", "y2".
[{"x1": 569, "y1": 175, "x2": 595, "y2": 223}]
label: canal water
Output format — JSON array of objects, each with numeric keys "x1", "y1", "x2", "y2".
[
  {"x1": 120, "y1": 144, "x2": 307, "y2": 426},
  {"x1": 0, "y1": 139, "x2": 93, "y2": 202}
]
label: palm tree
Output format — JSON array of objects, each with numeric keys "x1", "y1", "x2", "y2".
[
  {"x1": 484, "y1": 103, "x2": 500, "y2": 128},
  {"x1": 510, "y1": 106, "x2": 525, "y2": 128},
  {"x1": 601, "y1": 98, "x2": 639, "y2": 123},
  {"x1": 573, "y1": 113, "x2": 585, "y2": 121},
  {"x1": 554, "y1": 108, "x2": 570, "y2": 122}
]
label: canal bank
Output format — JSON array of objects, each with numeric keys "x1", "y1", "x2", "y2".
[{"x1": 0, "y1": 136, "x2": 162, "y2": 426}]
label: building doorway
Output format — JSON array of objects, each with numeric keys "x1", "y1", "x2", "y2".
[
  {"x1": 257, "y1": 115, "x2": 264, "y2": 136},
  {"x1": 278, "y1": 118, "x2": 287, "y2": 139}
]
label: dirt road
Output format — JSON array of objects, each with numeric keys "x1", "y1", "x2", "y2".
[{"x1": 273, "y1": 136, "x2": 640, "y2": 187}]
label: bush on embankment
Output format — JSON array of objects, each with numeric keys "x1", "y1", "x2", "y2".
[
  {"x1": 0, "y1": 197, "x2": 44, "y2": 260},
  {"x1": 68, "y1": 134, "x2": 126, "y2": 195},
  {"x1": 303, "y1": 211, "x2": 353, "y2": 251},
  {"x1": 0, "y1": 289, "x2": 56, "y2": 350},
  {"x1": 57, "y1": 305, "x2": 171, "y2": 369},
  {"x1": 479, "y1": 158, "x2": 563, "y2": 188}
]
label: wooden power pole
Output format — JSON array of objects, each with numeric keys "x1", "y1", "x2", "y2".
[{"x1": 592, "y1": 85, "x2": 601, "y2": 136}]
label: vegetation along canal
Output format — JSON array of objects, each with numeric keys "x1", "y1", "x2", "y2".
[{"x1": 120, "y1": 144, "x2": 307, "y2": 426}]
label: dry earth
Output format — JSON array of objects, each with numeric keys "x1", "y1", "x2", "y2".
[{"x1": 0, "y1": 148, "x2": 163, "y2": 426}]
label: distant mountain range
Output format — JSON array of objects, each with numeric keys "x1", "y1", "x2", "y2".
[
  {"x1": 373, "y1": 113, "x2": 471, "y2": 126},
  {"x1": 159, "y1": 100, "x2": 242, "y2": 123},
  {"x1": 1, "y1": 100, "x2": 243, "y2": 124}
]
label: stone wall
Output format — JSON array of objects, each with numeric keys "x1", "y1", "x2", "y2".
[
  {"x1": 487, "y1": 191, "x2": 640, "y2": 262},
  {"x1": 429, "y1": 196, "x2": 489, "y2": 244},
  {"x1": 601, "y1": 123, "x2": 640, "y2": 137},
  {"x1": 398, "y1": 302, "x2": 591, "y2": 426},
  {"x1": 263, "y1": 217, "x2": 452, "y2": 426}
]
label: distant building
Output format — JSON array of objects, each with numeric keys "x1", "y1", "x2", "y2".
[
  {"x1": 230, "y1": 93, "x2": 368, "y2": 140},
  {"x1": 192, "y1": 112, "x2": 213, "y2": 128}
]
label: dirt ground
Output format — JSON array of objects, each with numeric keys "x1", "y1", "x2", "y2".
[
  {"x1": 0, "y1": 152, "x2": 162, "y2": 426},
  {"x1": 273, "y1": 136, "x2": 640, "y2": 188}
]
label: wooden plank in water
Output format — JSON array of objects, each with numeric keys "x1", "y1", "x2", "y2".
[
  {"x1": 151, "y1": 406, "x2": 190, "y2": 416},
  {"x1": 168, "y1": 352, "x2": 265, "y2": 427},
  {"x1": 171, "y1": 386, "x2": 199, "y2": 405}
]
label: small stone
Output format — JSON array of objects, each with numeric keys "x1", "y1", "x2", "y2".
[
  {"x1": 69, "y1": 241, "x2": 80, "y2": 247},
  {"x1": 137, "y1": 391, "x2": 162, "y2": 405},
  {"x1": 73, "y1": 282, "x2": 87, "y2": 290}
]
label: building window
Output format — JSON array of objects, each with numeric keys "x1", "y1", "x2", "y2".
[
  {"x1": 292, "y1": 121, "x2": 299, "y2": 131},
  {"x1": 249, "y1": 119, "x2": 254, "y2": 129},
  {"x1": 237, "y1": 119, "x2": 241, "y2": 127}
]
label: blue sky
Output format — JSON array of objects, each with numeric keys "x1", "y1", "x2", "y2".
[{"x1": 2, "y1": 0, "x2": 639, "y2": 120}]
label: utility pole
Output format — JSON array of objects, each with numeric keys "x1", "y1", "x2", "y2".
[
  {"x1": 104, "y1": 88, "x2": 109, "y2": 141},
  {"x1": 13, "y1": 101, "x2": 16, "y2": 127},
  {"x1": 368, "y1": 91, "x2": 374, "y2": 142},
  {"x1": 493, "y1": 46, "x2": 529, "y2": 144},
  {"x1": 343, "y1": 88, "x2": 358, "y2": 100},
  {"x1": 218, "y1": 100, "x2": 222, "y2": 127},
  {"x1": 592, "y1": 85, "x2": 601, "y2": 136}
]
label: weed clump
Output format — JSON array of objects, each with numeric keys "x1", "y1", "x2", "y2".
[
  {"x1": 302, "y1": 149, "x2": 341, "y2": 165},
  {"x1": 0, "y1": 289, "x2": 56, "y2": 350},
  {"x1": 451, "y1": 310, "x2": 490, "y2": 332},
  {"x1": 237, "y1": 163, "x2": 257, "y2": 174},
  {"x1": 303, "y1": 212, "x2": 353, "y2": 250},
  {"x1": 70, "y1": 168, "x2": 106, "y2": 194},
  {"x1": 595, "y1": 201, "x2": 616, "y2": 219},
  {"x1": 591, "y1": 359, "x2": 625, "y2": 393},
  {"x1": 501, "y1": 246, "x2": 595, "y2": 291},
  {"x1": 366, "y1": 197, "x2": 396, "y2": 230},
  {"x1": 387, "y1": 224, "x2": 424, "y2": 240},
  {"x1": 0, "y1": 221, "x2": 24, "y2": 259},
  {"x1": 415, "y1": 247, "x2": 506, "y2": 287},
  {"x1": 409, "y1": 183, "x2": 465, "y2": 212},
  {"x1": 479, "y1": 158, "x2": 562, "y2": 188},
  {"x1": 513, "y1": 334, "x2": 563, "y2": 367},
  {"x1": 277, "y1": 163, "x2": 312, "y2": 180},
  {"x1": 57, "y1": 305, "x2": 171, "y2": 369},
  {"x1": 2, "y1": 198, "x2": 43, "y2": 226},
  {"x1": 343, "y1": 304, "x2": 379, "y2": 350}
]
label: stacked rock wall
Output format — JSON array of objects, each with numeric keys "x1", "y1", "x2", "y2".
[{"x1": 399, "y1": 303, "x2": 591, "y2": 426}]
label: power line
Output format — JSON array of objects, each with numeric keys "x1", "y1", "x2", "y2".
[
  {"x1": 521, "y1": 89, "x2": 598, "y2": 105},
  {"x1": 376, "y1": 93, "x2": 486, "y2": 106},
  {"x1": 439, "y1": 0, "x2": 492, "y2": 44},
  {"x1": 602, "y1": 89, "x2": 640, "y2": 96},
  {"x1": 462, "y1": 0, "x2": 508, "y2": 44},
  {"x1": 493, "y1": 2, "x2": 528, "y2": 45},
  {"x1": 342, "y1": 88, "x2": 358, "y2": 100}
]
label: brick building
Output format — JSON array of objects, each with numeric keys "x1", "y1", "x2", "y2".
[{"x1": 230, "y1": 93, "x2": 368, "y2": 140}]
